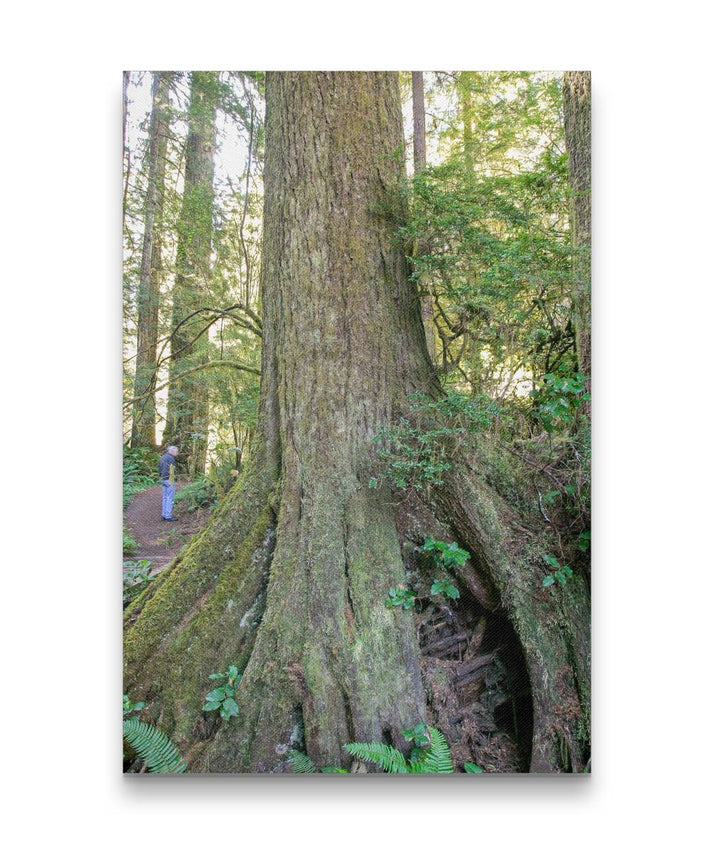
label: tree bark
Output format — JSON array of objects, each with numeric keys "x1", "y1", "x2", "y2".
[
  {"x1": 411, "y1": 71, "x2": 435, "y2": 361},
  {"x1": 125, "y1": 71, "x2": 590, "y2": 774},
  {"x1": 131, "y1": 71, "x2": 172, "y2": 449},
  {"x1": 163, "y1": 71, "x2": 219, "y2": 474},
  {"x1": 563, "y1": 71, "x2": 591, "y2": 399}
]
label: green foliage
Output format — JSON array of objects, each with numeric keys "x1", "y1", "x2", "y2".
[
  {"x1": 203, "y1": 665, "x2": 241, "y2": 720},
  {"x1": 123, "y1": 694, "x2": 146, "y2": 715},
  {"x1": 578, "y1": 530, "x2": 591, "y2": 552},
  {"x1": 287, "y1": 749, "x2": 317, "y2": 773},
  {"x1": 123, "y1": 446, "x2": 157, "y2": 507},
  {"x1": 542, "y1": 554, "x2": 574, "y2": 587},
  {"x1": 343, "y1": 740, "x2": 411, "y2": 773},
  {"x1": 532, "y1": 372, "x2": 590, "y2": 431},
  {"x1": 397, "y1": 73, "x2": 576, "y2": 395},
  {"x1": 123, "y1": 717, "x2": 187, "y2": 773},
  {"x1": 373, "y1": 417, "x2": 452, "y2": 490},
  {"x1": 176, "y1": 477, "x2": 217, "y2": 512},
  {"x1": 385, "y1": 585, "x2": 417, "y2": 610},
  {"x1": 344, "y1": 724, "x2": 453, "y2": 774},
  {"x1": 402, "y1": 722, "x2": 431, "y2": 748},
  {"x1": 123, "y1": 559, "x2": 152, "y2": 599},
  {"x1": 286, "y1": 750, "x2": 349, "y2": 774},
  {"x1": 420, "y1": 537, "x2": 470, "y2": 569},
  {"x1": 122, "y1": 525, "x2": 138, "y2": 556},
  {"x1": 430, "y1": 578, "x2": 460, "y2": 599},
  {"x1": 464, "y1": 762, "x2": 484, "y2": 773},
  {"x1": 371, "y1": 392, "x2": 501, "y2": 491},
  {"x1": 122, "y1": 694, "x2": 186, "y2": 773}
]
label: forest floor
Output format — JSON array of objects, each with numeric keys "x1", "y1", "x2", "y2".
[{"x1": 124, "y1": 484, "x2": 214, "y2": 575}]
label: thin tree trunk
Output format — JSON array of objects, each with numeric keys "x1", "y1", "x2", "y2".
[
  {"x1": 563, "y1": 71, "x2": 591, "y2": 404},
  {"x1": 163, "y1": 71, "x2": 218, "y2": 475},
  {"x1": 122, "y1": 71, "x2": 131, "y2": 222},
  {"x1": 131, "y1": 71, "x2": 172, "y2": 449},
  {"x1": 411, "y1": 71, "x2": 435, "y2": 361}
]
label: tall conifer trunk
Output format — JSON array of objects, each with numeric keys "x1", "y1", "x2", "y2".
[
  {"x1": 163, "y1": 71, "x2": 218, "y2": 474},
  {"x1": 125, "y1": 71, "x2": 590, "y2": 773},
  {"x1": 563, "y1": 71, "x2": 591, "y2": 397},
  {"x1": 131, "y1": 71, "x2": 172, "y2": 449}
]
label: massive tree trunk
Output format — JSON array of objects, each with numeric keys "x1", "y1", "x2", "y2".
[
  {"x1": 563, "y1": 71, "x2": 591, "y2": 395},
  {"x1": 131, "y1": 71, "x2": 172, "y2": 449},
  {"x1": 163, "y1": 71, "x2": 218, "y2": 474},
  {"x1": 125, "y1": 71, "x2": 590, "y2": 774}
]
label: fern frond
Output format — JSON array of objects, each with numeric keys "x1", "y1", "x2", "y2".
[
  {"x1": 287, "y1": 749, "x2": 317, "y2": 773},
  {"x1": 123, "y1": 717, "x2": 186, "y2": 774},
  {"x1": 343, "y1": 741, "x2": 409, "y2": 773},
  {"x1": 408, "y1": 727, "x2": 453, "y2": 774}
]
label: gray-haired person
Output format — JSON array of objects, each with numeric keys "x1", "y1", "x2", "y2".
[{"x1": 159, "y1": 446, "x2": 179, "y2": 521}]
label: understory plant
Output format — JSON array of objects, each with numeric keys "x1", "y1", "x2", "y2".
[
  {"x1": 122, "y1": 696, "x2": 186, "y2": 774},
  {"x1": 176, "y1": 477, "x2": 217, "y2": 513},
  {"x1": 385, "y1": 537, "x2": 466, "y2": 612},
  {"x1": 542, "y1": 553, "x2": 574, "y2": 587},
  {"x1": 287, "y1": 723, "x2": 454, "y2": 774},
  {"x1": 203, "y1": 665, "x2": 241, "y2": 720},
  {"x1": 123, "y1": 559, "x2": 152, "y2": 600},
  {"x1": 370, "y1": 392, "x2": 501, "y2": 491}
]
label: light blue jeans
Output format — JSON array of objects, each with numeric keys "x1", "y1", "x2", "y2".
[{"x1": 161, "y1": 480, "x2": 176, "y2": 519}]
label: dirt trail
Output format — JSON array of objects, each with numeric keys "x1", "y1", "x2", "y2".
[{"x1": 124, "y1": 483, "x2": 214, "y2": 573}]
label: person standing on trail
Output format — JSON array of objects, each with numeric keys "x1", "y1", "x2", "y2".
[{"x1": 159, "y1": 446, "x2": 179, "y2": 521}]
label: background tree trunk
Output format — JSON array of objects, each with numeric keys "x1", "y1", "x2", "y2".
[
  {"x1": 163, "y1": 71, "x2": 218, "y2": 474},
  {"x1": 131, "y1": 71, "x2": 172, "y2": 449},
  {"x1": 411, "y1": 71, "x2": 435, "y2": 360},
  {"x1": 563, "y1": 71, "x2": 591, "y2": 398}
]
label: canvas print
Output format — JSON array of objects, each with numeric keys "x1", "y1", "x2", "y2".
[{"x1": 122, "y1": 71, "x2": 591, "y2": 774}]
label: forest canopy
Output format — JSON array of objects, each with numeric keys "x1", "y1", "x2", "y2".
[{"x1": 122, "y1": 70, "x2": 590, "y2": 774}]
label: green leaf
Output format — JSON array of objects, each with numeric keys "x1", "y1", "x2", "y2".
[
  {"x1": 228, "y1": 665, "x2": 239, "y2": 679},
  {"x1": 542, "y1": 575, "x2": 556, "y2": 587},
  {"x1": 222, "y1": 697, "x2": 239, "y2": 717},
  {"x1": 202, "y1": 700, "x2": 222, "y2": 711},
  {"x1": 368, "y1": 478, "x2": 378, "y2": 489},
  {"x1": 208, "y1": 672, "x2": 224, "y2": 680},
  {"x1": 445, "y1": 585, "x2": 460, "y2": 599},
  {"x1": 543, "y1": 554, "x2": 560, "y2": 568},
  {"x1": 430, "y1": 581, "x2": 442, "y2": 595},
  {"x1": 464, "y1": 762, "x2": 484, "y2": 774},
  {"x1": 205, "y1": 687, "x2": 227, "y2": 703}
]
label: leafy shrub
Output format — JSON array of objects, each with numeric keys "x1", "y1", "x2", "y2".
[
  {"x1": 542, "y1": 553, "x2": 574, "y2": 587},
  {"x1": 176, "y1": 477, "x2": 217, "y2": 512},
  {"x1": 420, "y1": 537, "x2": 470, "y2": 569},
  {"x1": 385, "y1": 585, "x2": 417, "y2": 610},
  {"x1": 430, "y1": 578, "x2": 460, "y2": 599},
  {"x1": 123, "y1": 525, "x2": 138, "y2": 556},
  {"x1": 203, "y1": 665, "x2": 241, "y2": 721},
  {"x1": 370, "y1": 392, "x2": 502, "y2": 491},
  {"x1": 123, "y1": 559, "x2": 151, "y2": 601},
  {"x1": 531, "y1": 371, "x2": 590, "y2": 431},
  {"x1": 123, "y1": 446, "x2": 157, "y2": 507}
]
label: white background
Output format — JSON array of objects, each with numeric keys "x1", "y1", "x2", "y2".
[{"x1": 2, "y1": 2, "x2": 717, "y2": 853}]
